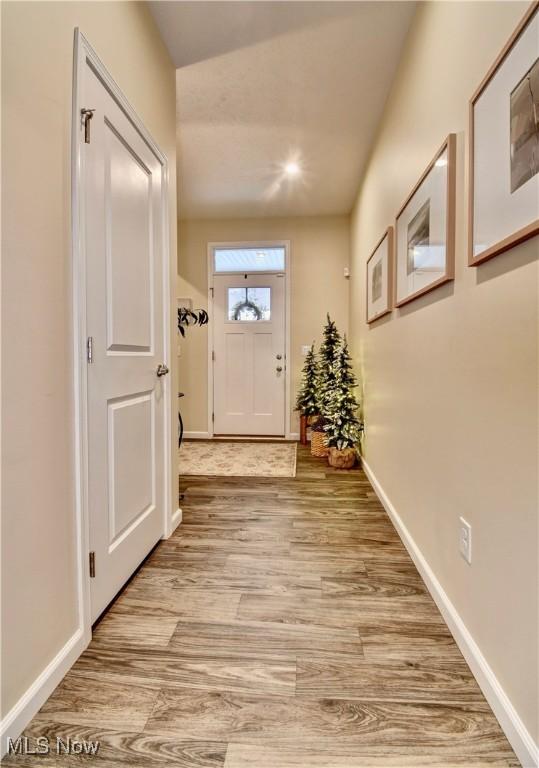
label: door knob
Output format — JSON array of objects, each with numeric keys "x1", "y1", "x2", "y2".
[
  {"x1": 276, "y1": 354, "x2": 282, "y2": 360},
  {"x1": 276, "y1": 366, "x2": 283, "y2": 372},
  {"x1": 156, "y1": 364, "x2": 170, "y2": 377}
]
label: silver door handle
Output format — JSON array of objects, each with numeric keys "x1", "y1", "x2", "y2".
[
  {"x1": 156, "y1": 364, "x2": 170, "y2": 377},
  {"x1": 276, "y1": 366, "x2": 283, "y2": 372}
]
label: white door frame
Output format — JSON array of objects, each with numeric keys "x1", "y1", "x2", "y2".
[
  {"x1": 207, "y1": 241, "x2": 292, "y2": 439},
  {"x1": 71, "y1": 29, "x2": 173, "y2": 641}
]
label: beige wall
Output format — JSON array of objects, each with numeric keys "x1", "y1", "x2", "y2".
[
  {"x1": 1, "y1": 2, "x2": 177, "y2": 717},
  {"x1": 349, "y1": 0, "x2": 538, "y2": 746},
  {"x1": 178, "y1": 216, "x2": 350, "y2": 434}
]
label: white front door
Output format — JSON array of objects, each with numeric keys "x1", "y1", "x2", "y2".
[
  {"x1": 213, "y1": 273, "x2": 286, "y2": 435},
  {"x1": 84, "y1": 63, "x2": 166, "y2": 622}
]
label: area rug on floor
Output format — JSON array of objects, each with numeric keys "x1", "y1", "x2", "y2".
[{"x1": 179, "y1": 440, "x2": 297, "y2": 477}]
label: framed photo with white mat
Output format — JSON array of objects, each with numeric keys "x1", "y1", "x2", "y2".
[
  {"x1": 469, "y1": 2, "x2": 539, "y2": 266},
  {"x1": 394, "y1": 134, "x2": 456, "y2": 307},
  {"x1": 366, "y1": 227, "x2": 393, "y2": 323}
]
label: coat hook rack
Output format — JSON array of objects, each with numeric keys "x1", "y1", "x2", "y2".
[{"x1": 177, "y1": 307, "x2": 209, "y2": 337}]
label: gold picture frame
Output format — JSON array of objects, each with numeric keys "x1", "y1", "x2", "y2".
[
  {"x1": 394, "y1": 134, "x2": 456, "y2": 307},
  {"x1": 366, "y1": 227, "x2": 394, "y2": 323},
  {"x1": 468, "y1": 2, "x2": 539, "y2": 266}
]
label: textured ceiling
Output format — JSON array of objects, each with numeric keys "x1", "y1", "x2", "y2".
[{"x1": 149, "y1": 1, "x2": 416, "y2": 220}]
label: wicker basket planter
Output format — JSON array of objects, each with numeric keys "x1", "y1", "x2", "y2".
[
  {"x1": 328, "y1": 446, "x2": 357, "y2": 469},
  {"x1": 311, "y1": 430, "x2": 329, "y2": 457}
]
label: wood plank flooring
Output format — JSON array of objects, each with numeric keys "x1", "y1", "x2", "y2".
[{"x1": 5, "y1": 445, "x2": 519, "y2": 767}]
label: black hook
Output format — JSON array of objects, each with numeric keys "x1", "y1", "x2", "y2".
[{"x1": 178, "y1": 307, "x2": 209, "y2": 336}]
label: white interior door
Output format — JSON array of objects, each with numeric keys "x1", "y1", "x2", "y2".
[
  {"x1": 84, "y1": 63, "x2": 166, "y2": 622},
  {"x1": 213, "y1": 273, "x2": 286, "y2": 435}
]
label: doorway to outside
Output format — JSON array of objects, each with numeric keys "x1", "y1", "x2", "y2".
[{"x1": 208, "y1": 242, "x2": 291, "y2": 438}]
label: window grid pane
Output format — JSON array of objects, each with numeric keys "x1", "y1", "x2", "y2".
[
  {"x1": 215, "y1": 247, "x2": 285, "y2": 272},
  {"x1": 227, "y1": 287, "x2": 271, "y2": 321}
]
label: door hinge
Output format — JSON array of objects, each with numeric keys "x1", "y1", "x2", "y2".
[
  {"x1": 89, "y1": 551, "x2": 96, "y2": 578},
  {"x1": 86, "y1": 336, "x2": 94, "y2": 364},
  {"x1": 212, "y1": 412, "x2": 215, "y2": 423},
  {"x1": 209, "y1": 287, "x2": 214, "y2": 298},
  {"x1": 212, "y1": 350, "x2": 215, "y2": 361},
  {"x1": 81, "y1": 108, "x2": 95, "y2": 144}
]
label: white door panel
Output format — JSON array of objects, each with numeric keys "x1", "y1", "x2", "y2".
[
  {"x1": 105, "y1": 124, "x2": 153, "y2": 352},
  {"x1": 213, "y1": 273, "x2": 285, "y2": 435},
  {"x1": 107, "y1": 393, "x2": 155, "y2": 547},
  {"x1": 84, "y1": 64, "x2": 165, "y2": 622},
  {"x1": 253, "y1": 332, "x2": 274, "y2": 415}
]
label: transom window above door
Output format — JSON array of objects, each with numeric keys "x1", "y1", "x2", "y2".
[
  {"x1": 228, "y1": 287, "x2": 271, "y2": 321},
  {"x1": 214, "y1": 246, "x2": 285, "y2": 273}
]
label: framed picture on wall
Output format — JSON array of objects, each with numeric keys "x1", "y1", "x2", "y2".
[
  {"x1": 394, "y1": 134, "x2": 456, "y2": 307},
  {"x1": 366, "y1": 227, "x2": 393, "y2": 323},
  {"x1": 469, "y1": 2, "x2": 539, "y2": 266}
]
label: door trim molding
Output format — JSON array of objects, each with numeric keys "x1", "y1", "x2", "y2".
[
  {"x1": 71, "y1": 28, "x2": 173, "y2": 640},
  {"x1": 207, "y1": 241, "x2": 292, "y2": 439}
]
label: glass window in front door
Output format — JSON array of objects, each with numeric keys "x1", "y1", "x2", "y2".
[{"x1": 227, "y1": 287, "x2": 271, "y2": 321}]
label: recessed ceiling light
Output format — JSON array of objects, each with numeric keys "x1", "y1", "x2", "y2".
[{"x1": 285, "y1": 162, "x2": 300, "y2": 176}]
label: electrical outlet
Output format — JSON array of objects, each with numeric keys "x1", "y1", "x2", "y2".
[{"x1": 459, "y1": 517, "x2": 472, "y2": 564}]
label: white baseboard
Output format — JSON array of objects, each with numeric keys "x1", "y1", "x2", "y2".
[
  {"x1": 183, "y1": 432, "x2": 300, "y2": 442},
  {"x1": 361, "y1": 457, "x2": 538, "y2": 768},
  {"x1": 163, "y1": 506, "x2": 183, "y2": 538},
  {"x1": 171, "y1": 506, "x2": 182, "y2": 530},
  {"x1": 0, "y1": 628, "x2": 87, "y2": 758}
]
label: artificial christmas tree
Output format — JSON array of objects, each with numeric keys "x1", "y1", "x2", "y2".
[
  {"x1": 295, "y1": 343, "x2": 318, "y2": 444},
  {"x1": 316, "y1": 314, "x2": 342, "y2": 418},
  {"x1": 324, "y1": 335, "x2": 363, "y2": 468},
  {"x1": 310, "y1": 314, "x2": 342, "y2": 457}
]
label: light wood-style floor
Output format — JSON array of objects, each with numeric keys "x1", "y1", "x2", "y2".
[{"x1": 8, "y1": 444, "x2": 518, "y2": 767}]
